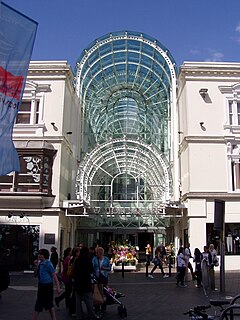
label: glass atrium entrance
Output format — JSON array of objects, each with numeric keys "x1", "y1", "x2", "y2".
[{"x1": 71, "y1": 31, "x2": 180, "y2": 252}]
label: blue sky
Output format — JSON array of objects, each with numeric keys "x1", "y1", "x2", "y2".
[{"x1": 4, "y1": 0, "x2": 240, "y2": 70}]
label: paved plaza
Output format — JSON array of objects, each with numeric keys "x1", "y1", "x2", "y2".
[{"x1": 1, "y1": 266, "x2": 240, "y2": 320}]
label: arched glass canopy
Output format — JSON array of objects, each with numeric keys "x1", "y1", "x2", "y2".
[{"x1": 74, "y1": 31, "x2": 177, "y2": 215}]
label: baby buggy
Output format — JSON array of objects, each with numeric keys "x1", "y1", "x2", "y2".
[{"x1": 94, "y1": 281, "x2": 127, "y2": 319}]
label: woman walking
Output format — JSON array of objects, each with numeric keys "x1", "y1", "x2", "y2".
[
  {"x1": 55, "y1": 247, "x2": 72, "y2": 309},
  {"x1": 148, "y1": 245, "x2": 169, "y2": 279},
  {"x1": 193, "y1": 248, "x2": 202, "y2": 288},
  {"x1": 176, "y1": 247, "x2": 187, "y2": 287}
]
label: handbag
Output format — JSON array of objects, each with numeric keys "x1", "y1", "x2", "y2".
[
  {"x1": 93, "y1": 283, "x2": 104, "y2": 305},
  {"x1": 152, "y1": 257, "x2": 161, "y2": 266},
  {"x1": 213, "y1": 256, "x2": 219, "y2": 267}
]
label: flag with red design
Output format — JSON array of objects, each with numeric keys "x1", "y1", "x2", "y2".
[{"x1": 0, "y1": 2, "x2": 38, "y2": 176}]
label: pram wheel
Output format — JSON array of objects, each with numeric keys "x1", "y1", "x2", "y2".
[{"x1": 118, "y1": 305, "x2": 127, "y2": 318}]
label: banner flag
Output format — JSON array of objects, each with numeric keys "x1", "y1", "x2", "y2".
[{"x1": 0, "y1": 2, "x2": 38, "y2": 176}]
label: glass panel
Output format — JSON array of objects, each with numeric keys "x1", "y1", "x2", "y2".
[
  {"x1": 114, "y1": 51, "x2": 126, "y2": 63},
  {"x1": 207, "y1": 223, "x2": 240, "y2": 255},
  {"x1": 128, "y1": 40, "x2": 140, "y2": 51},
  {"x1": 101, "y1": 55, "x2": 112, "y2": 68},
  {"x1": 16, "y1": 101, "x2": 31, "y2": 124},
  {"x1": 36, "y1": 101, "x2": 40, "y2": 124},
  {"x1": 19, "y1": 101, "x2": 31, "y2": 111},
  {"x1": 142, "y1": 43, "x2": 154, "y2": 56},
  {"x1": 113, "y1": 40, "x2": 126, "y2": 51},
  {"x1": 99, "y1": 43, "x2": 111, "y2": 56},
  {"x1": 229, "y1": 101, "x2": 233, "y2": 125},
  {"x1": 237, "y1": 102, "x2": 240, "y2": 125},
  {"x1": 128, "y1": 52, "x2": 140, "y2": 64},
  {"x1": 16, "y1": 113, "x2": 31, "y2": 124}
]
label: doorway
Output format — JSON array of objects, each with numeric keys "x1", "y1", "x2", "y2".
[
  {"x1": 0, "y1": 225, "x2": 39, "y2": 271},
  {"x1": 137, "y1": 232, "x2": 154, "y2": 262}
]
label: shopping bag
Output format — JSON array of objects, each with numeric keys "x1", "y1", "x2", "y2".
[{"x1": 93, "y1": 283, "x2": 104, "y2": 305}]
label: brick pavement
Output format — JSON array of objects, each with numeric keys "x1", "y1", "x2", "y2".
[{"x1": 1, "y1": 266, "x2": 240, "y2": 320}]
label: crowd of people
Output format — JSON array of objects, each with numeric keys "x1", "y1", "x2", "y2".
[
  {"x1": 32, "y1": 244, "x2": 111, "y2": 320},
  {"x1": 0, "y1": 240, "x2": 219, "y2": 319},
  {"x1": 175, "y1": 242, "x2": 219, "y2": 289},
  {"x1": 145, "y1": 241, "x2": 219, "y2": 291}
]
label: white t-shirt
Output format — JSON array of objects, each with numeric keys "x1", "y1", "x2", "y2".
[
  {"x1": 184, "y1": 248, "x2": 190, "y2": 264},
  {"x1": 177, "y1": 253, "x2": 186, "y2": 267}
]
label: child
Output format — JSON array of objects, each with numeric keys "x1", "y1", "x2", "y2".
[{"x1": 32, "y1": 248, "x2": 61, "y2": 320}]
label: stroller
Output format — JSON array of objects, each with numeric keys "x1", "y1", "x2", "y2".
[{"x1": 94, "y1": 279, "x2": 127, "y2": 319}]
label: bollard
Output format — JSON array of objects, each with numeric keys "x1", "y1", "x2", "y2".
[
  {"x1": 168, "y1": 260, "x2": 171, "y2": 277},
  {"x1": 146, "y1": 262, "x2": 149, "y2": 277},
  {"x1": 122, "y1": 261, "x2": 124, "y2": 278}
]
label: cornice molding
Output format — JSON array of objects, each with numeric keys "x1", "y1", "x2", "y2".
[
  {"x1": 27, "y1": 61, "x2": 74, "y2": 83},
  {"x1": 178, "y1": 62, "x2": 240, "y2": 82},
  {"x1": 182, "y1": 191, "x2": 240, "y2": 201}
]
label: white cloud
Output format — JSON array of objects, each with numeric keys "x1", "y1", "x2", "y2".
[
  {"x1": 236, "y1": 23, "x2": 240, "y2": 33},
  {"x1": 205, "y1": 49, "x2": 224, "y2": 62},
  {"x1": 231, "y1": 22, "x2": 240, "y2": 43},
  {"x1": 190, "y1": 49, "x2": 200, "y2": 55}
]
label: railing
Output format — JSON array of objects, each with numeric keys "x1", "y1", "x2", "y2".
[{"x1": 0, "y1": 148, "x2": 56, "y2": 195}]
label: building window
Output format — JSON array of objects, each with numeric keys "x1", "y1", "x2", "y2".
[
  {"x1": 229, "y1": 101, "x2": 233, "y2": 125},
  {"x1": 16, "y1": 101, "x2": 31, "y2": 124},
  {"x1": 237, "y1": 102, "x2": 240, "y2": 125},
  {"x1": 228, "y1": 100, "x2": 240, "y2": 126},
  {"x1": 16, "y1": 99, "x2": 40, "y2": 125},
  {"x1": 0, "y1": 148, "x2": 56, "y2": 194},
  {"x1": 231, "y1": 160, "x2": 240, "y2": 191},
  {"x1": 207, "y1": 223, "x2": 240, "y2": 255}
]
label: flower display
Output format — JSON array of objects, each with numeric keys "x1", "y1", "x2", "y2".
[{"x1": 111, "y1": 243, "x2": 138, "y2": 266}]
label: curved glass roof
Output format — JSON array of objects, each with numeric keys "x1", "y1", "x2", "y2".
[
  {"x1": 76, "y1": 138, "x2": 172, "y2": 205},
  {"x1": 75, "y1": 31, "x2": 177, "y2": 152},
  {"x1": 74, "y1": 31, "x2": 177, "y2": 208}
]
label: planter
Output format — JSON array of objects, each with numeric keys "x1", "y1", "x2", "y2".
[
  {"x1": 112, "y1": 261, "x2": 138, "y2": 271},
  {"x1": 113, "y1": 264, "x2": 137, "y2": 271}
]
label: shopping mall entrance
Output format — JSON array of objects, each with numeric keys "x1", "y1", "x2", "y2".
[{"x1": 65, "y1": 31, "x2": 180, "y2": 258}]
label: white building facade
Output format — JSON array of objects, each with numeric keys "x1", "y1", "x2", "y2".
[
  {"x1": 0, "y1": 61, "x2": 81, "y2": 270},
  {"x1": 1, "y1": 34, "x2": 240, "y2": 270},
  {"x1": 178, "y1": 62, "x2": 240, "y2": 270}
]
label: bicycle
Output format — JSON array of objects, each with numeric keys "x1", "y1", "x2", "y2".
[{"x1": 183, "y1": 294, "x2": 240, "y2": 319}]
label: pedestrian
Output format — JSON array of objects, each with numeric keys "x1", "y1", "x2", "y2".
[
  {"x1": 193, "y1": 247, "x2": 202, "y2": 288},
  {"x1": 148, "y1": 244, "x2": 169, "y2": 279},
  {"x1": 55, "y1": 247, "x2": 72, "y2": 309},
  {"x1": 32, "y1": 248, "x2": 61, "y2": 320},
  {"x1": 68, "y1": 247, "x2": 81, "y2": 316},
  {"x1": 92, "y1": 246, "x2": 111, "y2": 316},
  {"x1": 176, "y1": 246, "x2": 187, "y2": 287},
  {"x1": 89, "y1": 246, "x2": 96, "y2": 260},
  {"x1": 201, "y1": 245, "x2": 210, "y2": 288},
  {"x1": 92, "y1": 246, "x2": 111, "y2": 284},
  {"x1": 73, "y1": 246, "x2": 95, "y2": 320},
  {"x1": 184, "y1": 243, "x2": 195, "y2": 280},
  {"x1": 50, "y1": 247, "x2": 59, "y2": 270},
  {"x1": 145, "y1": 241, "x2": 152, "y2": 266},
  {"x1": 209, "y1": 243, "x2": 218, "y2": 290}
]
